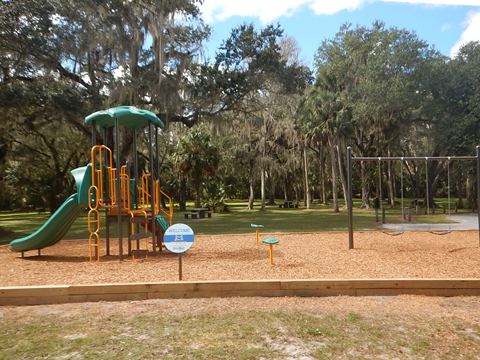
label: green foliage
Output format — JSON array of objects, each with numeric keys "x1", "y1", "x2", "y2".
[
  {"x1": 173, "y1": 125, "x2": 220, "y2": 207},
  {"x1": 202, "y1": 177, "x2": 230, "y2": 212},
  {"x1": 312, "y1": 21, "x2": 440, "y2": 152},
  {"x1": 1, "y1": 4, "x2": 479, "y2": 214}
]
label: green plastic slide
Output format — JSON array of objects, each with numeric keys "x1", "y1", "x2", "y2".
[{"x1": 9, "y1": 164, "x2": 92, "y2": 253}]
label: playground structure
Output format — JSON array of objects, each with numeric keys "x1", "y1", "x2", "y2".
[
  {"x1": 262, "y1": 237, "x2": 279, "y2": 265},
  {"x1": 9, "y1": 106, "x2": 174, "y2": 261},
  {"x1": 250, "y1": 224, "x2": 264, "y2": 245},
  {"x1": 345, "y1": 146, "x2": 480, "y2": 249}
]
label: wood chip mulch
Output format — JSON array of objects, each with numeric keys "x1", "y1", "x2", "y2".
[{"x1": 1, "y1": 231, "x2": 479, "y2": 287}]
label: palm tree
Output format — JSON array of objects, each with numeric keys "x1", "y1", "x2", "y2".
[
  {"x1": 173, "y1": 126, "x2": 220, "y2": 208},
  {"x1": 298, "y1": 72, "x2": 352, "y2": 212}
]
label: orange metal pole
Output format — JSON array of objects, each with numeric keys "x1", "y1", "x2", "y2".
[{"x1": 269, "y1": 244, "x2": 273, "y2": 265}]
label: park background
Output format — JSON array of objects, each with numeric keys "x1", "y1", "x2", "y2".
[{"x1": 1, "y1": 0, "x2": 479, "y2": 242}]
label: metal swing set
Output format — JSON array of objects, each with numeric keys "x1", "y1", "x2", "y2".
[
  {"x1": 345, "y1": 146, "x2": 480, "y2": 249},
  {"x1": 376, "y1": 156, "x2": 453, "y2": 237}
]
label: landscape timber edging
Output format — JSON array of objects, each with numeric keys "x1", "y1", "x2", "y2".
[{"x1": 1, "y1": 278, "x2": 480, "y2": 306}]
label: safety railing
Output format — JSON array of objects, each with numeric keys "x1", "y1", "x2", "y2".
[
  {"x1": 108, "y1": 167, "x2": 116, "y2": 205},
  {"x1": 90, "y1": 145, "x2": 113, "y2": 205},
  {"x1": 140, "y1": 173, "x2": 151, "y2": 209},
  {"x1": 155, "y1": 180, "x2": 173, "y2": 225},
  {"x1": 121, "y1": 174, "x2": 130, "y2": 210},
  {"x1": 129, "y1": 209, "x2": 149, "y2": 260},
  {"x1": 87, "y1": 185, "x2": 100, "y2": 262}
]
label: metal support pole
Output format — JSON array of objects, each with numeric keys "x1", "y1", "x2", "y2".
[
  {"x1": 178, "y1": 254, "x2": 183, "y2": 280},
  {"x1": 425, "y1": 158, "x2": 429, "y2": 215},
  {"x1": 148, "y1": 124, "x2": 157, "y2": 253},
  {"x1": 378, "y1": 159, "x2": 383, "y2": 216},
  {"x1": 104, "y1": 127, "x2": 110, "y2": 256},
  {"x1": 352, "y1": 156, "x2": 477, "y2": 161},
  {"x1": 115, "y1": 118, "x2": 123, "y2": 260},
  {"x1": 91, "y1": 121, "x2": 96, "y2": 146},
  {"x1": 105, "y1": 211, "x2": 110, "y2": 256},
  {"x1": 155, "y1": 126, "x2": 160, "y2": 179},
  {"x1": 476, "y1": 146, "x2": 480, "y2": 247},
  {"x1": 400, "y1": 159, "x2": 404, "y2": 221},
  {"x1": 346, "y1": 146, "x2": 354, "y2": 249},
  {"x1": 447, "y1": 158, "x2": 451, "y2": 216},
  {"x1": 91, "y1": 120, "x2": 99, "y2": 260},
  {"x1": 155, "y1": 126, "x2": 163, "y2": 227},
  {"x1": 133, "y1": 129, "x2": 138, "y2": 210},
  {"x1": 103, "y1": 127, "x2": 109, "y2": 203}
]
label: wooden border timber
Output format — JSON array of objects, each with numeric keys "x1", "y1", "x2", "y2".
[{"x1": 1, "y1": 279, "x2": 480, "y2": 306}]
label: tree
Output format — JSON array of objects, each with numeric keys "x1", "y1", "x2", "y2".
[
  {"x1": 173, "y1": 125, "x2": 220, "y2": 208},
  {"x1": 298, "y1": 72, "x2": 352, "y2": 212},
  {"x1": 0, "y1": 0, "x2": 210, "y2": 209},
  {"x1": 301, "y1": 21, "x2": 441, "y2": 209}
]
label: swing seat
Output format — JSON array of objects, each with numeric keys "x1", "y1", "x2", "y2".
[
  {"x1": 429, "y1": 230, "x2": 451, "y2": 236},
  {"x1": 382, "y1": 230, "x2": 404, "y2": 237}
]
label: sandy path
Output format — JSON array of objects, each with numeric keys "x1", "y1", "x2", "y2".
[{"x1": 383, "y1": 214, "x2": 479, "y2": 231}]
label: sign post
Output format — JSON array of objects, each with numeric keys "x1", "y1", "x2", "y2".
[
  {"x1": 178, "y1": 254, "x2": 183, "y2": 281},
  {"x1": 163, "y1": 223, "x2": 194, "y2": 281}
]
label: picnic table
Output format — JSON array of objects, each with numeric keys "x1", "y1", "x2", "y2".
[
  {"x1": 278, "y1": 201, "x2": 299, "y2": 209},
  {"x1": 184, "y1": 208, "x2": 212, "y2": 219}
]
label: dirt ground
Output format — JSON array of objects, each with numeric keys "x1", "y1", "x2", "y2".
[
  {"x1": 1, "y1": 231, "x2": 479, "y2": 286},
  {"x1": 2, "y1": 295, "x2": 480, "y2": 360},
  {"x1": 2, "y1": 295, "x2": 480, "y2": 322}
]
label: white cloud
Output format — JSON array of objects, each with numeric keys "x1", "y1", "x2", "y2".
[
  {"x1": 450, "y1": 11, "x2": 480, "y2": 57},
  {"x1": 201, "y1": 0, "x2": 309, "y2": 24},
  {"x1": 310, "y1": 0, "x2": 364, "y2": 15},
  {"x1": 201, "y1": 0, "x2": 480, "y2": 23}
]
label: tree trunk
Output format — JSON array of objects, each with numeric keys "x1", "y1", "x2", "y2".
[
  {"x1": 179, "y1": 177, "x2": 187, "y2": 211},
  {"x1": 248, "y1": 176, "x2": 255, "y2": 210},
  {"x1": 456, "y1": 176, "x2": 464, "y2": 209},
  {"x1": 303, "y1": 144, "x2": 311, "y2": 209},
  {"x1": 268, "y1": 173, "x2": 276, "y2": 205},
  {"x1": 426, "y1": 162, "x2": 442, "y2": 209},
  {"x1": 194, "y1": 182, "x2": 201, "y2": 208},
  {"x1": 335, "y1": 143, "x2": 348, "y2": 208},
  {"x1": 387, "y1": 160, "x2": 395, "y2": 207},
  {"x1": 260, "y1": 169, "x2": 266, "y2": 211},
  {"x1": 466, "y1": 175, "x2": 476, "y2": 209},
  {"x1": 360, "y1": 161, "x2": 370, "y2": 208},
  {"x1": 329, "y1": 146, "x2": 339, "y2": 213},
  {"x1": 319, "y1": 145, "x2": 327, "y2": 205}
]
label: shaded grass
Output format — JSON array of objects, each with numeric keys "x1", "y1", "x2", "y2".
[
  {"x1": 1, "y1": 310, "x2": 479, "y2": 359},
  {"x1": 0, "y1": 198, "x2": 468, "y2": 244}
]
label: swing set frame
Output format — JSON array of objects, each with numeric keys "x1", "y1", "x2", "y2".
[{"x1": 345, "y1": 146, "x2": 480, "y2": 249}]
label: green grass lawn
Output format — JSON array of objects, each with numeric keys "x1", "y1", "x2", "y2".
[
  {"x1": 0, "y1": 199, "x2": 467, "y2": 245},
  {"x1": 1, "y1": 307, "x2": 479, "y2": 359}
]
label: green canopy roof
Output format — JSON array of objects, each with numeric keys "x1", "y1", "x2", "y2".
[{"x1": 85, "y1": 106, "x2": 164, "y2": 129}]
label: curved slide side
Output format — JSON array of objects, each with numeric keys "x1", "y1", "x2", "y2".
[
  {"x1": 9, "y1": 194, "x2": 82, "y2": 252},
  {"x1": 9, "y1": 164, "x2": 91, "y2": 253},
  {"x1": 71, "y1": 164, "x2": 92, "y2": 206}
]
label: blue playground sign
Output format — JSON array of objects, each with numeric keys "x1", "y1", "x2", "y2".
[{"x1": 163, "y1": 223, "x2": 194, "y2": 254}]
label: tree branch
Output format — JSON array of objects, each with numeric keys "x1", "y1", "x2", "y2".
[{"x1": 56, "y1": 62, "x2": 91, "y2": 89}]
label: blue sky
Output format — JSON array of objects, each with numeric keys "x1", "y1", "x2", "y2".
[{"x1": 199, "y1": 0, "x2": 480, "y2": 67}]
